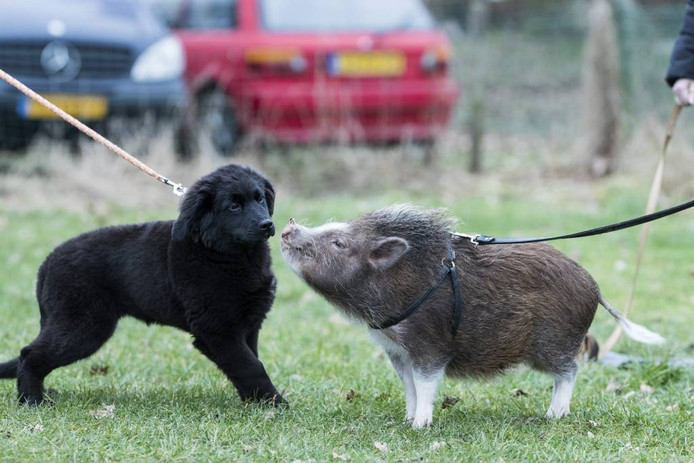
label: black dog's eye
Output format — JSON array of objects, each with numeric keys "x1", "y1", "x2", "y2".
[
  {"x1": 230, "y1": 203, "x2": 242, "y2": 212},
  {"x1": 257, "y1": 196, "x2": 265, "y2": 204},
  {"x1": 332, "y1": 239, "x2": 345, "y2": 249}
]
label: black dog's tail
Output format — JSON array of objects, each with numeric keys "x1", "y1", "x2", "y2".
[{"x1": 0, "y1": 358, "x2": 19, "y2": 378}]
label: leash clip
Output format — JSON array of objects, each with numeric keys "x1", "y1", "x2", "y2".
[
  {"x1": 171, "y1": 183, "x2": 187, "y2": 197},
  {"x1": 162, "y1": 177, "x2": 187, "y2": 197},
  {"x1": 451, "y1": 232, "x2": 480, "y2": 246}
]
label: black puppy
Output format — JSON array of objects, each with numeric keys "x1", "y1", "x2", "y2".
[{"x1": 0, "y1": 164, "x2": 284, "y2": 406}]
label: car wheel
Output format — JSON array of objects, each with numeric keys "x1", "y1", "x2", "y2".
[
  {"x1": 197, "y1": 88, "x2": 240, "y2": 157},
  {"x1": 0, "y1": 119, "x2": 37, "y2": 152},
  {"x1": 175, "y1": 88, "x2": 240, "y2": 159}
]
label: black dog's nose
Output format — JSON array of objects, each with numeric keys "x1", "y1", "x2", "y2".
[{"x1": 259, "y1": 219, "x2": 275, "y2": 236}]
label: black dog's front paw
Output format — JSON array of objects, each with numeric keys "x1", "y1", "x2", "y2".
[
  {"x1": 18, "y1": 388, "x2": 59, "y2": 407},
  {"x1": 267, "y1": 392, "x2": 288, "y2": 407},
  {"x1": 18, "y1": 394, "x2": 44, "y2": 407},
  {"x1": 240, "y1": 388, "x2": 288, "y2": 407}
]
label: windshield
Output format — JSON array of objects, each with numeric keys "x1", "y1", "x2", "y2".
[
  {"x1": 142, "y1": 0, "x2": 183, "y2": 25},
  {"x1": 260, "y1": 0, "x2": 435, "y2": 32}
]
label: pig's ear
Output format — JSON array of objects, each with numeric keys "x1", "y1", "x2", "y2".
[{"x1": 369, "y1": 237, "x2": 409, "y2": 270}]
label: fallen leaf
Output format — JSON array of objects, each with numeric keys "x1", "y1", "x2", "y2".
[
  {"x1": 24, "y1": 424, "x2": 44, "y2": 432},
  {"x1": 666, "y1": 404, "x2": 679, "y2": 411},
  {"x1": 587, "y1": 431, "x2": 595, "y2": 439},
  {"x1": 640, "y1": 383, "x2": 655, "y2": 394},
  {"x1": 89, "y1": 364, "x2": 109, "y2": 376},
  {"x1": 441, "y1": 396, "x2": 459, "y2": 409},
  {"x1": 90, "y1": 404, "x2": 115, "y2": 419},
  {"x1": 332, "y1": 451, "x2": 350, "y2": 460},
  {"x1": 605, "y1": 376, "x2": 623, "y2": 394},
  {"x1": 588, "y1": 420, "x2": 599, "y2": 427},
  {"x1": 513, "y1": 389, "x2": 528, "y2": 397},
  {"x1": 345, "y1": 389, "x2": 355, "y2": 401},
  {"x1": 373, "y1": 442, "x2": 388, "y2": 452},
  {"x1": 242, "y1": 445, "x2": 254, "y2": 453},
  {"x1": 431, "y1": 441, "x2": 446, "y2": 451}
]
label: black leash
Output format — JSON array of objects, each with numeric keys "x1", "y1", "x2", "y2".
[
  {"x1": 366, "y1": 197, "x2": 693, "y2": 336},
  {"x1": 369, "y1": 250, "x2": 463, "y2": 336},
  {"x1": 454, "y1": 198, "x2": 694, "y2": 246}
]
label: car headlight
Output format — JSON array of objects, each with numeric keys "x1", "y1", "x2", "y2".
[{"x1": 131, "y1": 35, "x2": 185, "y2": 83}]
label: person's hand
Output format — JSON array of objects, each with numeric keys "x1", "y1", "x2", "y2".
[{"x1": 673, "y1": 78, "x2": 694, "y2": 106}]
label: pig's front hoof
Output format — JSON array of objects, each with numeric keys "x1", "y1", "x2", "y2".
[
  {"x1": 411, "y1": 416, "x2": 433, "y2": 429},
  {"x1": 545, "y1": 408, "x2": 570, "y2": 419}
]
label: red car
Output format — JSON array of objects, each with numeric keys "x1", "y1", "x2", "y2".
[{"x1": 171, "y1": 0, "x2": 460, "y2": 155}]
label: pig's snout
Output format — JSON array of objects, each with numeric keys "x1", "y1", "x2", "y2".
[
  {"x1": 281, "y1": 218, "x2": 296, "y2": 241},
  {"x1": 280, "y1": 219, "x2": 316, "y2": 259},
  {"x1": 281, "y1": 218, "x2": 306, "y2": 250},
  {"x1": 281, "y1": 219, "x2": 315, "y2": 261}
]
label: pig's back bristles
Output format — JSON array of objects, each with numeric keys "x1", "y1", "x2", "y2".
[
  {"x1": 360, "y1": 204, "x2": 457, "y2": 249},
  {"x1": 599, "y1": 296, "x2": 666, "y2": 345}
]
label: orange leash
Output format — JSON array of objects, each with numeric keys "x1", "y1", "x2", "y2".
[{"x1": 0, "y1": 68, "x2": 187, "y2": 196}]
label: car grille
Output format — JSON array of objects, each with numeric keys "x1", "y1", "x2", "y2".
[{"x1": 0, "y1": 41, "x2": 134, "y2": 80}]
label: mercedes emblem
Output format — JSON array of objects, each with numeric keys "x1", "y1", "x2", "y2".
[{"x1": 40, "y1": 41, "x2": 81, "y2": 82}]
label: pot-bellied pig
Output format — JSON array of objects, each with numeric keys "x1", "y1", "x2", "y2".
[{"x1": 280, "y1": 204, "x2": 665, "y2": 428}]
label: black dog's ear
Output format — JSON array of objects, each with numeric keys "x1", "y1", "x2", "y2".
[
  {"x1": 172, "y1": 187, "x2": 212, "y2": 242},
  {"x1": 263, "y1": 178, "x2": 275, "y2": 216}
]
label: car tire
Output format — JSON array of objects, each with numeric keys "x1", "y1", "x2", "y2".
[
  {"x1": 0, "y1": 119, "x2": 37, "y2": 153},
  {"x1": 176, "y1": 87, "x2": 240, "y2": 159}
]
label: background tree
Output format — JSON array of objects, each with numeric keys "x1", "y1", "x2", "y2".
[{"x1": 582, "y1": 0, "x2": 621, "y2": 177}]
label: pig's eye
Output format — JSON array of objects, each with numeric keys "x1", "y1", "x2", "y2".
[{"x1": 332, "y1": 239, "x2": 345, "y2": 249}]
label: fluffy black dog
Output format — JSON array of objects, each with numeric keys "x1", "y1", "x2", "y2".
[{"x1": 0, "y1": 164, "x2": 284, "y2": 406}]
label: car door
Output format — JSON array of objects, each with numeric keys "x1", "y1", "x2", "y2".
[{"x1": 174, "y1": 0, "x2": 245, "y2": 95}]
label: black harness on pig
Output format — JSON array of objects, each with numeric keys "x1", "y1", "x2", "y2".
[{"x1": 369, "y1": 250, "x2": 463, "y2": 336}]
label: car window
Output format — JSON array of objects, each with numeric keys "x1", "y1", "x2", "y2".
[
  {"x1": 182, "y1": 0, "x2": 238, "y2": 29},
  {"x1": 143, "y1": 0, "x2": 184, "y2": 26},
  {"x1": 260, "y1": 0, "x2": 434, "y2": 32}
]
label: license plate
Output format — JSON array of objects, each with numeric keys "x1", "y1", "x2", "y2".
[
  {"x1": 327, "y1": 51, "x2": 405, "y2": 77},
  {"x1": 18, "y1": 94, "x2": 109, "y2": 121}
]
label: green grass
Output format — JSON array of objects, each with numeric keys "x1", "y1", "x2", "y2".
[{"x1": 1, "y1": 186, "x2": 693, "y2": 462}]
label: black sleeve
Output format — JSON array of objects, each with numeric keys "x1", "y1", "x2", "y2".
[{"x1": 666, "y1": 0, "x2": 694, "y2": 87}]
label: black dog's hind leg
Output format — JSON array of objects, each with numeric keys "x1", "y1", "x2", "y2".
[
  {"x1": 193, "y1": 332, "x2": 284, "y2": 405},
  {"x1": 0, "y1": 358, "x2": 19, "y2": 378},
  {"x1": 17, "y1": 319, "x2": 117, "y2": 405}
]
